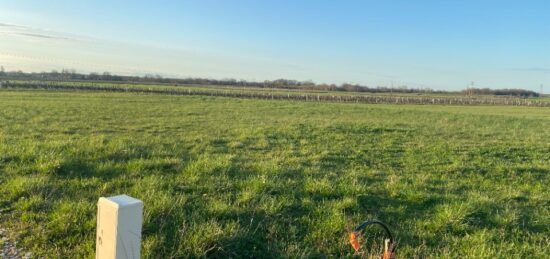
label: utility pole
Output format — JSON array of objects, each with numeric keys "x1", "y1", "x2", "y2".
[
  {"x1": 540, "y1": 84, "x2": 544, "y2": 96},
  {"x1": 467, "y1": 81, "x2": 474, "y2": 96}
]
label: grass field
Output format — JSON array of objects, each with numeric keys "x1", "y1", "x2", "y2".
[{"x1": 0, "y1": 90, "x2": 549, "y2": 258}]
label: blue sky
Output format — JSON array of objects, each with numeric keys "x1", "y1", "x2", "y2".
[{"x1": 1, "y1": 0, "x2": 549, "y2": 90}]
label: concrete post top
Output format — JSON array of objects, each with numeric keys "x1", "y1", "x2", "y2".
[
  {"x1": 99, "y1": 195, "x2": 143, "y2": 208},
  {"x1": 96, "y1": 194, "x2": 143, "y2": 259}
]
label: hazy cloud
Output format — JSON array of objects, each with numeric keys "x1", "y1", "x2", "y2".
[
  {"x1": 0, "y1": 22, "x2": 79, "y2": 41},
  {"x1": 0, "y1": 22, "x2": 22, "y2": 27},
  {"x1": 510, "y1": 67, "x2": 550, "y2": 73},
  {"x1": 10, "y1": 32, "x2": 73, "y2": 40}
]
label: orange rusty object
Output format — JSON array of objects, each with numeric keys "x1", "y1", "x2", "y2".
[
  {"x1": 349, "y1": 231, "x2": 361, "y2": 252},
  {"x1": 349, "y1": 220, "x2": 396, "y2": 258},
  {"x1": 383, "y1": 238, "x2": 396, "y2": 259},
  {"x1": 383, "y1": 251, "x2": 396, "y2": 259}
]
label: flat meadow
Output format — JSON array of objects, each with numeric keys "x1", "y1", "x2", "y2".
[{"x1": 0, "y1": 90, "x2": 549, "y2": 258}]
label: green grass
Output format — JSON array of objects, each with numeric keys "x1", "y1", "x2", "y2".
[{"x1": 0, "y1": 90, "x2": 549, "y2": 258}]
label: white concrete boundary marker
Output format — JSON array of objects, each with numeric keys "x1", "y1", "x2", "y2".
[{"x1": 96, "y1": 195, "x2": 143, "y2": 259}]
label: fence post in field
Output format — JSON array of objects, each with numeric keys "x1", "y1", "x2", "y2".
[{"x1": 96, "y1": 195, "x2": 143, "y2": 259}]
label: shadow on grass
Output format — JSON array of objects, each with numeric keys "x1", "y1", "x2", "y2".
[
  {"x1": 142, "y1": 152, "x2": 307, "y2": 258},
  {"x1": 55, "y1": 159, "x2": 122, "y2": 179}
]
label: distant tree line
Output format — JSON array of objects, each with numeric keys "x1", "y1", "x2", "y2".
[
  {"x1": 461, "y1": 88, "x2": 539, "y2": 97},
  {"x1": 0, "y1": 67, "x2": 540, "y2": 97}
]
